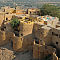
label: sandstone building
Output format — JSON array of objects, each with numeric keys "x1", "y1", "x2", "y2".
[{"x1": 0, "y1": 6, "x2": 60, "y2": 60}]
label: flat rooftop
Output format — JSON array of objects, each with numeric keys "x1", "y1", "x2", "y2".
[
  {"x1": 41, "y1": 25, "x2": 52, "y2": 30},
  {"x1": 37, "y1": 15, "x2": 57, "y2": 21}
]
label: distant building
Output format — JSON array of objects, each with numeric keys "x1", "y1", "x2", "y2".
[
  {"x1": 28, "y1": 8, "x2": 40, "y2": 15},
  {"x1": 0, "y1": 6, "x2": 60, "y2": 60},
  {"x1": 1, "y1": 6, "x2": 15, "y2": 14},
  {"x1": 16, "y1": 6, "x2": 27, "y2": 15}
]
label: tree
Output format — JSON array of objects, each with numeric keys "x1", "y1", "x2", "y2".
[
  {"x1": 41, "y1": 4, "x2": 60, "y2": 19},
  {"x1": 10, "y1": 18, "x2": 20, "y2": 28}
]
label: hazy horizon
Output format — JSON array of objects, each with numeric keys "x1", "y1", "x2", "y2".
[
  {"x1": 0, "y1": 0, "x2": 60, "y2": 8},
  {"x1": 0, "y1": 0, "x2": 60, "y2": 2}
]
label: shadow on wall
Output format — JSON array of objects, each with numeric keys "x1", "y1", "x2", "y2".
[
  {"x1": 13, "y1": 34, "x2": 34, "y2": 52},
  {"x1": 32, "y1": 23, "x2": 52, "y2": 46}
]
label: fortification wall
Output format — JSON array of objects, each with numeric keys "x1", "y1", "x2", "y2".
[
  {"x1": 33, "y1": 42, "x2": 56, "y2": 60},
  {"x1": 5, "y1": 14, "x2": 13, "y2": 21},
  {"x1": 0, "y1": 13, "x2": 4, "y2": 26},
  {"x1": 13, "y1": 34, "x2": 33, "y2": 51},
  {"x1": 22, "y1": 34, "x2": 33, "y2": 51},
  {"x1": 52, "y1": 28, "x2": 60, "y2": 49},
  {"x1": 6, "y1": 32, "x2": 14, "y2": 41},
  {"x1": 40, "y1": 26, "x2": 52, "y2": 45},
  {"x1": 13, "y1": 36, "x2": 23, "y2": 51},
  {"x1": 19, "y1": 22, "x2": 34, "y2": 36},
  {"x1": 0, "y1": 30, "x2": 14, "y2": 46},
  {"x1": 33, "y1": 23, "x2": 44, "y2": 38},
  {"x1": 33, "y1": 23, "x2": 52, "y2": 45},
  {"x1": 28, "y1": 8, "x2": 40, "y2": 15},
  {"x1": 0, "y1": 30, "x2": 7, "y2": 45},
  {"x1": 5, "y1": 22, "x2": 13, "y2": 32}
]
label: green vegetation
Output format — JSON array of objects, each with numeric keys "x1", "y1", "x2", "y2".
[
  {"x1": 10, "y1": 18, "x2": 20, "y2": 28},
  {"x1": 41, "y1": 4, "x2": 60, "y2": 19}
]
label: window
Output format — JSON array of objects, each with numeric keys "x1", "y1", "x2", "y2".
[
  {"x1": 30, "y1": 12, "x2": 31, "y2": 14},
  {"x1": 6, "y1": 13, "x2": 9, "y2": 14},
  {"x1": 55, "y1": 34, "x2": 58, "y2": 36},
  {"x1": 19, "y1": 17, "x2": 22, "y2": 19},
  {"x1": 21, "y1": 38, "x2": 23, "y2": 41},
  {"x1": 52, "y1": 32, "x2": 58, "y2": 36},
  {"x1": 37, "y1": 11, "x2": 39, "y2": 13},
  {"x1": 34, "y1": 12, "x2": 36, "y2": 14},
  {"x1": 35, "y1": 40, "x2": 39, "y2": 44},
  {"x1": 25, "y1": 18, "x2": 29, "y2": 19},
  {"x1": 41, "y1": 32, "x2": 43, "y2": 34},
  {"x1": 4, "y1": 9, "x2": 5, "y2": 12},
  {"x1": 34, "y1": 37, "x2": 39, "y2": 44},
  {"x1": 56, "y1": 42, "x2": 58, "y2": 45},
  {"x1": 52, "y1": 32, "x2": 54, "y2": 35},
  {"x1": 6, "y1": 18, "x2": 8, "y2": 20},
  {"x1": 52, "y1": 32, "x2": 55, "y2": 35},
  {"x1": 1, "y1": 28, "x2": 4, "y2": 31},
  {"x1": 4, "y1": 26, "x2": 6, "y2": 29},
  {"x1": 21, "y1": 34, "x2": 23, "y2": 36}
]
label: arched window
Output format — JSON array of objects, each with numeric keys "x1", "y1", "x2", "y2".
[
  {"x1": 21, "y1": 34, "x2": 23, "y2": 36},
  {"x1": 6, "y1": 18, "x2": 8, "y2": 20},
  {"x1": 56, "y1": 42, "x2": 58, "y2": 45}
]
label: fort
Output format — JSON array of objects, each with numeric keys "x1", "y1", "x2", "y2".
[{"x1": 0, "y1": 6, "x2": 60, "y2": 60}]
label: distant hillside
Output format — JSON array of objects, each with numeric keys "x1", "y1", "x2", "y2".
[
  {"x1": 0, "y1": 0, "x2": 60, "y2": 8},
  {"x1": 15, "y1": 0, "x2": 60, "y2": 2},
  {"x1": 0, "y1": 0, "x2": 60, "y2": 2}
]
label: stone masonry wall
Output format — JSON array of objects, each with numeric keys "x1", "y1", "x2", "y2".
[
  {"x1": 33, "y1": 42, "x2": 56, "y2": 60},
  {"x1": 19, "y1": 22, "x2": 34, "y2": 37}
]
